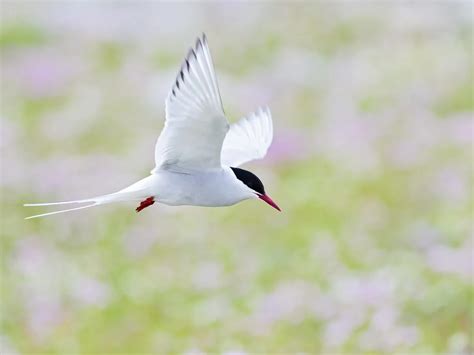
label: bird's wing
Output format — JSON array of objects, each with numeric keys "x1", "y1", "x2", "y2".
[
  {"x1": 221, "y1": 107, "x2": 273, "y2": 167},
  {"x1": 152, "y1": 34, "x2": 228, "y2": 173}
]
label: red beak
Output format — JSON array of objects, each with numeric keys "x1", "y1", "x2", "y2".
[{"x1": 257, "y1": 194, "x2": 281, "y2": 212}]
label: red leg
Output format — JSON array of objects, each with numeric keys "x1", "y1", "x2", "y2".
[{"x1": 136, "y1": 197, "x2": 155, "y2": 212}]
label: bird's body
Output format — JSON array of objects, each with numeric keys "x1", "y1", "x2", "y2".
[
  {"x1": 119, "y1": 167, "x2": 255, "y2": 207},
  {"x1": 25, "y1": 34, "x2": 279, "y2": 219}
]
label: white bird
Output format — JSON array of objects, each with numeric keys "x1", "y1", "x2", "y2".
[{"x1": 25, "y1": 34, "x2": 280, "y2": 219}]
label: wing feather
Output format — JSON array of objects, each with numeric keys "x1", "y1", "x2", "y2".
[
  {"x1": 221, "y1": 107, "x2": 273, "y2": 167},
  {"x1": 153, "y1": 34, "x2": 228, "y2": 173}
]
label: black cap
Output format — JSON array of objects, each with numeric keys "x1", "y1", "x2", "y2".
[{"x1": 231, "y1": 167, "x2": 265, "y2": 195}]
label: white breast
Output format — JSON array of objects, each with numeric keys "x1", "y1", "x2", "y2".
[{"x1": 150, "y1": 167, "x2": 255, "y2": 207}]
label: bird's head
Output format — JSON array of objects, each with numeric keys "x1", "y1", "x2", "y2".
[{"x1": 231, "y1": 167, "x2": 281, "y2": 211}]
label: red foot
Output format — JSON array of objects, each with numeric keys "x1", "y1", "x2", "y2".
[{"x1": 136, "y1": 197, "x2": 155, "y2": 212}]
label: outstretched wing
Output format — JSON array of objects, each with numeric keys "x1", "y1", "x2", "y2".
[
  {"x1": 153, "y1": 34, "x2": 228, "y2": 173},
  {"x1": 221, "y1": 107, "x2": 273, "y2": 167}
]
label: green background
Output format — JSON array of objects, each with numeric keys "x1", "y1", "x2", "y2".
[{"x1": 1, "y1": 1, "x2": 472, "y2": 353}]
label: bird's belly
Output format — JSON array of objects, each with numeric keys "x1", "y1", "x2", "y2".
[
  {"x1": 160, "y1": 186, "x2": 238, "y2": 207},
  {"x1": 153, "y1": 171, "x2": 244, "y2": 207}
]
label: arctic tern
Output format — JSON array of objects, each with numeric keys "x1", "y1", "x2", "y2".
[{"x1": 25, "y1": 34, "x2": 280, "y2": 219}]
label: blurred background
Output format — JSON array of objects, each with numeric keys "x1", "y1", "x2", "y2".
[{"x1": 1, "y1": 1, "x2": 472, "y2": 353}]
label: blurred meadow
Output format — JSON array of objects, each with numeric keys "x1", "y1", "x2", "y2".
[{"x1": 1, "y1": 1, "x2": 473, "y2": 353}]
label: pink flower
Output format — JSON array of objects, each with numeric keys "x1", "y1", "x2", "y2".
[
  {"x1": 9, "y1": 51, "x2": 78, "y2": 98},
  {"x1": 426, "y1": 241, "x2": 473, "y2": 280},
  {"x1": 266, "y1": 129, "x2": 311, "y2": 164}
]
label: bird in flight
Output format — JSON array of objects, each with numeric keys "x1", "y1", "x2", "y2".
[{"x1": 25, "y1": 34, "x2": 280, "y2": 219}]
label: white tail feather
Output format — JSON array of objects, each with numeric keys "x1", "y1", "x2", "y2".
[
  {"x1": 25, "y1": 203, "x2": 100, "y2": 219},
  {"x1": 24, "y1": 176, "x2": 157, "y2": 219},
  {"x1": 24, "y1": 199, "x2": 93, "y2": 207}
]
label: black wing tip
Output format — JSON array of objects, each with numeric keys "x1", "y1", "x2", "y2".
[
  {"x1": 196, "y1": 32, "x2": 209, "y2": 51},
  {"x1": 186, "y1": 48, "x2": 194, "y2": 60},
  {"x1": 195, "y1": 37, "x2": 202, "y2": 51},
  {"x1": 169, "y1": 33, "x2": 208, "y2": 102}
]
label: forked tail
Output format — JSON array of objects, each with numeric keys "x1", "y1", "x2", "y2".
[
  {"x1": 25, "y1": 175, "x2": 159, "y2": 219},
  {"x1": 24, "y1": 200, "x2": 103, "y2": 220},
  {"x1": 24, "y1": 191, "x2": 146, "y2": 219}
]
